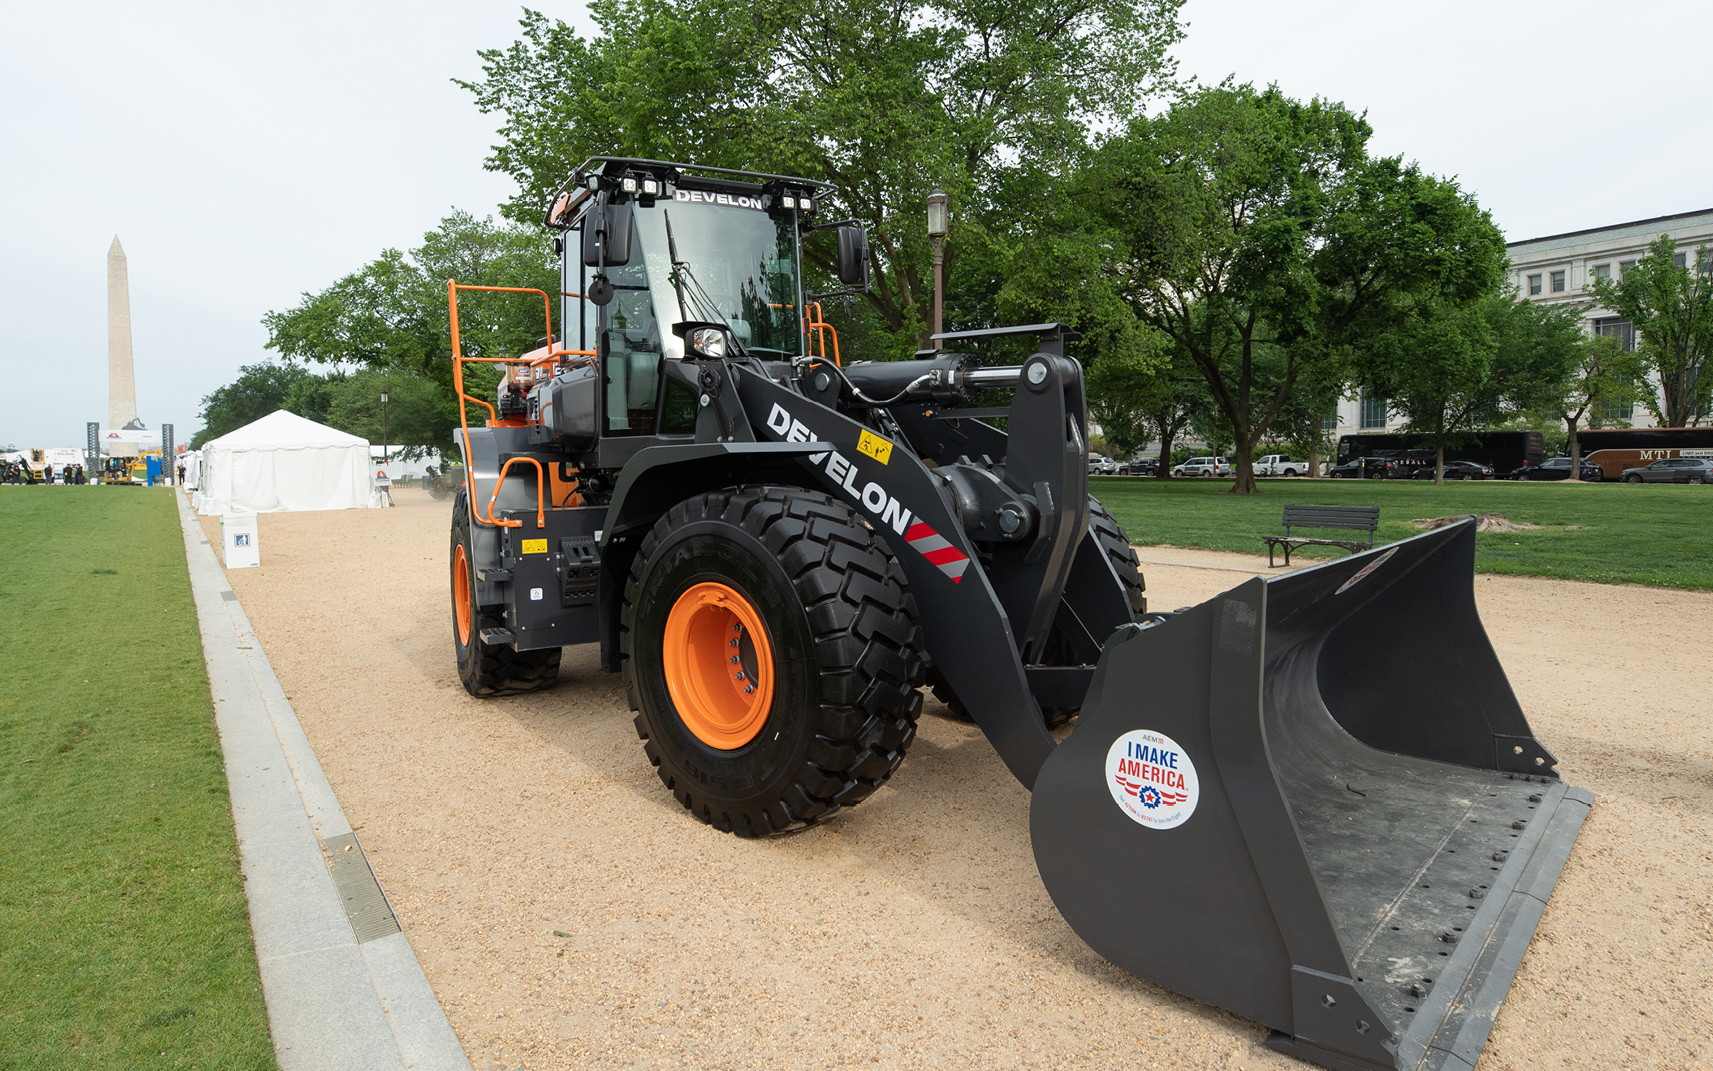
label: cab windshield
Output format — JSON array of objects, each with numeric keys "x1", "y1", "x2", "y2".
[{"x1": 633, "y1": 194, "x2": 804, "y2": 360}]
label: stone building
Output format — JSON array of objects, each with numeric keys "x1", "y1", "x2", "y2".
[
  {"x1": 1503, "y1": 207, "x2": 1713, "y2": 428},
  {"x1": 1321, "y1": 207, "x2": 1713, "y2": 438}
]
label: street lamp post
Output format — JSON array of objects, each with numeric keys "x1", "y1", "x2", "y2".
[
  {"x1": 927, "y1": 189, "x2": 949, "y2": 350},
  {"x1": 380, "y1": 390, "x2": 389, "y2": 464}
]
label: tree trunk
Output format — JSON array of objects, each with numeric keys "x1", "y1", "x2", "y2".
[
  {"x1": 1435, "y1": 442, "x2": 1445, "y2": 485},
  {"x1": 1155, "y1": 426, "x2": 1176, "y2": 479},
  {"x1": 1229, "y1": 439, "x2": 1258, "y2": 494},
  {"x1": 1308, "y1": 442, "x2": 1321, "y2": 478},
  {"x1": 1566, "y1": 418, "x2": 1582, "y2": 481}
]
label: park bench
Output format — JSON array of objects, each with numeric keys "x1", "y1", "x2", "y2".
[{"x1": 1262, "y1": 504, "x2": 1380, "y2": 567}]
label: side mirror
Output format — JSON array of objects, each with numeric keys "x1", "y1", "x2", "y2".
[
  {"x1": 836, "y1": 225, "x2": 870, "y2": 288},
  {"x1": 581, "y1": 195, "x2": 633, "y2": 267}
]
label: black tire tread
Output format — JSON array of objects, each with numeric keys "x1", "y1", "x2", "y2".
[{"x1": 621, "y1": 486, "x2": 924, "y2": 837}]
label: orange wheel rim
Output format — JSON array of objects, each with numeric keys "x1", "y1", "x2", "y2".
[
  {"x1": 662, "y1": 582, "x2": 775, "y2": 750},
  {"x1": 453, "y1": 543, "x2": 473, "y2": 646}
]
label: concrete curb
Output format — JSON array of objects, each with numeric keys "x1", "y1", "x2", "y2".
[{"x1": 176, "y1": 492, "x2": 472, "y2": 1071}]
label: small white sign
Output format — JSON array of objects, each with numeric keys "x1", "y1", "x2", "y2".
[
  {"x1": 529, "y1": 587, "x2": 544, "y2": 601},
  {"x1": 1106, "y1": 729, "x2": 1199, "y2": 830}
]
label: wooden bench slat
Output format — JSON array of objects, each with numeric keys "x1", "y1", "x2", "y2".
[{"x1": 1264, "y1": 504, "x2": 1379, "y2": 567}]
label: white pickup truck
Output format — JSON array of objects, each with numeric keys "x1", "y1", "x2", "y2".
[{"x1": 1255, "y1": 454, "x2": 1304, "y2": 477}]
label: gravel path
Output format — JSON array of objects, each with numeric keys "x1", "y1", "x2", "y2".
[{"x1": 201, "y1": 489, "x2": 1712, "y2": 1071}]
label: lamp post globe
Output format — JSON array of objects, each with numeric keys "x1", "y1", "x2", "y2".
[{"x1": 927, "y1": 189, "x2": 949, "y2": 348}]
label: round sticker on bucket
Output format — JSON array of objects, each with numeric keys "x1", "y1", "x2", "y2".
[{"x1": 1106, "y1": 730, "x2": 1199, "y2": 829}]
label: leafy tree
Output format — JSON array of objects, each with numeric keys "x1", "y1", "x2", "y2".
[
  {"x1": 281, "y1": 372, "x2": 348, "y2": 426},
  {"x1": 1362, "y1": 293, "x2": 1579, "y2": 482},
  {"x1": 459, "y1": 0, "x2": 1184, "y2": 353},
  {"x1": 1087, "y1": 84, "x2": 1507, "y2": 492},
  {"x1": 1544, "y1": 332, "x2": 1647, "y2": 475},
  {"x1": 263, "y1": 211, "x2": 557, "y2": 454},
  {"x1": 189, "y1": 361, "x2": 316, "y2": 447},
  {"x1": 1587, "y1": 235, "x2": 1713, "y2": 426},
  {"x1": 322, "y1": 371, "x2": 451, "y2": 459}
]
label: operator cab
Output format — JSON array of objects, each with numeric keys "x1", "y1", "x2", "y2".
[{"x1": 543, "y1": 158, "x2": 866, "y2": 460}]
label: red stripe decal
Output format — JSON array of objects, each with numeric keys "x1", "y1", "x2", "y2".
[{"x1": 922, "y1": 545, "x2": 968, "y2": 567}]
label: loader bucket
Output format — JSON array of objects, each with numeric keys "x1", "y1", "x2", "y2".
[{"x1": 1031, "y1": 519, "x2": 1591, "y2": 1071}]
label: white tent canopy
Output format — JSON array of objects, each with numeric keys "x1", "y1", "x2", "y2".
[{"x1": 196, "y1": 410, "x2": 379, "y2": 515}]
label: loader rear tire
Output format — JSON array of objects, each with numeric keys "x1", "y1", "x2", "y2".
[
  {"x1": 928, "y1": 497, "x2": 1144, "y2": 729},
  {"x1": 622, "y1": 486, "x2": 925, "y2": 837},
  {"x1": 450, "y1": 487, "x2": 561, "y2": 697}
]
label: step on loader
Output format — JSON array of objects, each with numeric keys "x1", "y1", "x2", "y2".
[{"x1": 445, "y1": 156, "x2": 1591, "y2": 1071}]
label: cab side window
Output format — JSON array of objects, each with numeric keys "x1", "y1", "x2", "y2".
[{"x1": 602, "y1": 217, "x2": 662, "y2": 435}]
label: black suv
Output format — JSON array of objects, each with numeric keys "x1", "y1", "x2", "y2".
[{"x1": 1513, "y1": 457, "x2": 1604, "y2": 481}]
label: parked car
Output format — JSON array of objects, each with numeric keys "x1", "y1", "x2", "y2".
[
  {"x1": 1255, "y1": 454, "x2": 1304, "y2": 477},
  {"x1": 1617, "y1": 457, "x2": 1713, "y2": 484},
  {"x1": 1413, "y1": 460, "x2": 1496, "y2": 480},
  {"x1": 1327, "y1": 457, "x2": 1388, "y2": 479},
  {"x1": 1118, "y1": 456, "x2": 1159, "y2": 476},
  {"x1": 1512, "y1": 457, "x2": 1605, "y2": 482},
  {"x1": 1172, "y1": 456, "x2": 1232, "y2": 477},
  {"x1": 1380, "y1": 455, "x2": 1433, "y2": 480},
  {"x1": 1088, "y1": 455, "x2": 1118, "y2": 475}
]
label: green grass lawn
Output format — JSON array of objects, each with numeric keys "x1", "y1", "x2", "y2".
[
  {"x1": 0, "y1": 487, "x2": 276, "y2": 1069},
  {"x1": 1092, "y1": 475, "x2": 1713, "y2": 590}
]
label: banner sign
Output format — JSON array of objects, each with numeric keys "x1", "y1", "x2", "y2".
[{"x1": 100, "y1": 428, "x2": 162, "y2": 447}]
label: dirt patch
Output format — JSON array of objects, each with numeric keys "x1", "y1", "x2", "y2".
[
  {"x1": 1414, "y1": 513, "x2": 1545, "y2": 532},
  {"x1": 201, "y1": 490, "x2": 1713, "y2": 1071}
]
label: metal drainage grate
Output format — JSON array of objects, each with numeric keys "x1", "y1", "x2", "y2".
[{"x1": 322, "y1": 832, "x2": 402, "y2": 943}]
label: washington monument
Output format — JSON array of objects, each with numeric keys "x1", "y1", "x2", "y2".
[{"x1": 108, "y1": 236, "x2": 141, "y2": 453}]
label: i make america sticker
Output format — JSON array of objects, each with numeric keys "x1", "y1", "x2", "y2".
[{"x1": 1106, "y1": 730, "x2": 1199, "y2": 829}]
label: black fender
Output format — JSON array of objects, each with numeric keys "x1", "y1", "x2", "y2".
[
  {"x1": 594, "y1": 440, "x2": 833, "y2": 673},
  {"x1": 736, "y1": 369, "x2": 1057, "y2": 789}
]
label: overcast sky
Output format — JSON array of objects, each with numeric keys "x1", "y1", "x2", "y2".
[{"x1": 2, "y1": 0, "x2": 1707, "y2": 450}]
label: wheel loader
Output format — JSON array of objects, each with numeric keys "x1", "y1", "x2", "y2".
[{"x1": 446, "y1": 156, "x2": 1591, "y2": 1071}]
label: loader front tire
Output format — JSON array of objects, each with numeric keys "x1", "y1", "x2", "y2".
[
  {"x1": 450, "y1": 487, "x2": 561, "y2": 697},
  {"x1": 622, "y1": 486, "x2": 925, "y2": 837}
]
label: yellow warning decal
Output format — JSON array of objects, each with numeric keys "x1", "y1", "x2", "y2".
[
  {"x1": 856, "y1": 430, "x2": 893, "y2": 466},
  {"x1": 521, "y1": 539, "x2": 549, "y2": 554}
]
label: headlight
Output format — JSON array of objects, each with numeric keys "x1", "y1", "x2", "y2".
[{"x1": 687, "y1": 327, "x2": 726, "y2": 359}]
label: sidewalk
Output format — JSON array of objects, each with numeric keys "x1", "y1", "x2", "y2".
[{"x1": 176, "y1": 492, "x2": 472, "y2": 1071}]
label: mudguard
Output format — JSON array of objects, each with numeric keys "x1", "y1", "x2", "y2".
[{"x1": 1031, "y1": 519, "x2": 1592, "y2": 1071}]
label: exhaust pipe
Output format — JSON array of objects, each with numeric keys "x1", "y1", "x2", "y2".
[{"x1": 1030, "y1": 518, "x2": 1591, "y2": 1071}]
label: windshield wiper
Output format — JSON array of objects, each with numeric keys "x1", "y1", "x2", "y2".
[{"x1": 662, "y1": 208, "x2": 749, "y2": 359}]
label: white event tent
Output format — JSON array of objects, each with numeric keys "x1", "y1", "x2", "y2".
[{"x1": 196, "y1": 410, "x2": 380, "y2": 515}]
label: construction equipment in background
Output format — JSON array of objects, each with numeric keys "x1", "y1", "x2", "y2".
[{"x1": 444, "y1": 156, "x2": 1591, "y2": 1071}]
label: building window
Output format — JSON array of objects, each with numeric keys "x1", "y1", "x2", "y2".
[
  {"x1": 1620, "y1": 259, "x2": 1637, "y2": 277},
  {"x1": 1673, "y1": 252, "x2": 1688, "y2": 270},
  {"x1": 1528, "y1": 274, "x2": 1542, "y2": 295},
  {"x1": 1593, "y1": 316, "x2": 1637, "y2": 422},
  {"x1": 1321, "y1": 413, "x2": 1338, "y2": 432},
  {"x1": 1360, "y1": 394, "x2": 1389, "y2": 430},
  {"x1": 1599, "y1": 378, "x2": 1635, "y2": 422},
  {"x1": 1593, "y1": 263, "x2": 1611, "y2": 280},
  {"x1": 1594, "y1": 317, "x2": 1636, "y2": 351},
  {"x1": 1550, "y1": 270, "x2": 1566, "y2": 292}
]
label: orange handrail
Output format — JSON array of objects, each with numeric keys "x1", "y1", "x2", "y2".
[
  {"x1": 482, "y1": 457, "x2": 547, "y2": 530},
  {"x1": 804, "y1": 302, "x2": 841, "y2": 366},
  {"x1": 448, "y1": 279, "x2": 593, "y2": 521}
]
